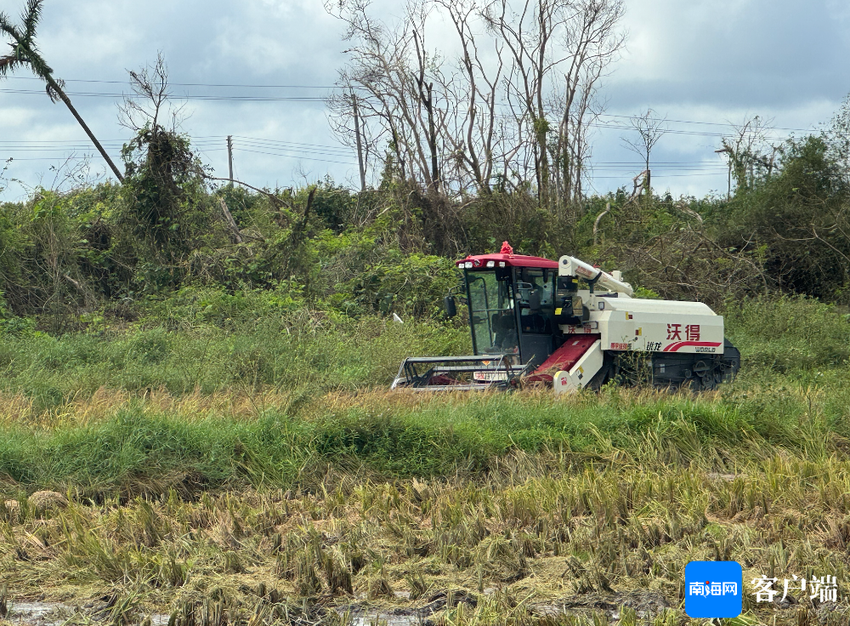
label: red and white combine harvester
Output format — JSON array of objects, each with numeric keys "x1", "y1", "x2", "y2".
[{"x1": 392, "y1": 243, "x2": 740, "y2": 393}]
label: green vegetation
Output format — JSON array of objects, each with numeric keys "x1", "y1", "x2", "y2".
[
  {"x1": 0, "y1": 308, "x2": 466, "y2": 410},
  {"x1": 0, "y1": 296, "x2": 849, "y2": 625},
  {"x1": 0, "y1": 294, "x2": 846, "y2": 500},
  {"x1": 0, "y1": 374, "x2": 846, "y2": 499}
]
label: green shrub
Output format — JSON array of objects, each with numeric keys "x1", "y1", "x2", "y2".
[{"x1": 724, "y1": 295, "x2": 850, "y2": 373}]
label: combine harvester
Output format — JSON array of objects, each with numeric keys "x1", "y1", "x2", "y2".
[{"x1": 392, "y1": 243, "x2": 740, "y2": 393}]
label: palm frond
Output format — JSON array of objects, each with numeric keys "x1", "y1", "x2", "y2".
[
  {"x1": 0, "y1": 41, "x2": 24, "y2": 78},
  {"x1": 21, "y1": 0, "x2": 43, "y2": 42},
  {"x1": 20, "y1": 40, "x2": 53, "y2": 79},
  {"x1": 45, "y1": 75, "x2": 63, "y2": 102},
  {"x1": 0, "y1": 0, "x2": 123, "y2": 180},
  {"x1": 0, "y1": 13, "x2": 24, "y2": 42},
  {"x1": 0, "y1": 54, "x2": 18, "y2": 77},
  {"x1": 0, "y1": 0, "x2": 52, "y2": 81}
]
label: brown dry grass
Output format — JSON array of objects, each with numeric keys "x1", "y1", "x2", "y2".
[
  {"x1": 0, "y1": 383, "x2": 729, "y2": 432},
  {"x1": 1, "y1": 448, "x2": 849, "y2": 625}
]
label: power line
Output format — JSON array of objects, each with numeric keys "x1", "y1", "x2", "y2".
[
  {"x1": 234, "y1": 138, "x2": 352, "y2": 157},
  {"x1": 0, "y1": 87, "x2": 328, "y2": 102},
  {"x1": 591, "y1": 172, "x2": 726, "y2": 179},
  {"x1": 5, "y1": 76, "x2": 339, "y2": 89},
  {"x1": 598, "y1": 113, "x2": 816, "y2": 134},
  {"x1": 1, "y1": 78, "x2": 820, "y2": 136},
  {"x1": 237, "y1": 148, "x2": 355, "y2": 166},
  {"x1": 5, "y1": 76, "x2": 820, "y2": 135}
]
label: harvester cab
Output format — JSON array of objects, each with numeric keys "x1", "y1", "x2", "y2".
[
  {"x1": 391, "y1": 243, "x2": 740, "y2": 392},
  {"x1": 459, "y1": 248, "x2": 558, "y2": 370}
]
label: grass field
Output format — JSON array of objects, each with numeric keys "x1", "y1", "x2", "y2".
[{"x1": 2, "y1": 296, "x2": 850, "y2": 625}]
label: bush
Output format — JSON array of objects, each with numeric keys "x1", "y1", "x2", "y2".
[{"x1": 724, "y1": 295, "x2": 850, "y2": 373}]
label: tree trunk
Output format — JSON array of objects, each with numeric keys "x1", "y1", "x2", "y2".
[
  {"x1": 535, "y1": 116, "x2": 550, "y2": 209},
  {"x1": 43, "y1": 74, "x2": 124, "y2": 182},
  {"x1": 218, "y1": 198, "x2": 243, "y2": 244}
]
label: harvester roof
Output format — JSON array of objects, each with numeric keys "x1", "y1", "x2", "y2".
[
  {"x1": 456, "y1": 242, "x2": 558, "y2": 270},
  {"x1": 455, "y1": 253, "x2": 559, "y2": 269}
]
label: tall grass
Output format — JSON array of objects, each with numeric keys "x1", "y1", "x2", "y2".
[
  {"x1": 0, "y1": 294, "x2": 848, "y2": 498},
  {"x1": 0, "y1": 310, "x2": 468, "y2": 413},
  {"x1": 0, "y1": 383, "x2": 848, "y2": 499},
  {"x1": 724, "y1": 294, "x2": 850, "y2": 377}
]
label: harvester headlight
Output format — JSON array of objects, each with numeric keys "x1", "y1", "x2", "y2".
[
  {"x1": 486, "y1": 261, "x2": 495, "y2": 268},
  {"x1": 465, "y1": 262, "x2": 473, "y2": 268}
]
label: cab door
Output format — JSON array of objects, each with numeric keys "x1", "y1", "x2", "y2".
[{"x1": 515, "y1": 268, "x2": 555, "y2": 367}]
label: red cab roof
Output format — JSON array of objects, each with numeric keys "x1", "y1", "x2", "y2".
[{"x1": 455, "y1": 253, "x2": 559, "y2": 269}]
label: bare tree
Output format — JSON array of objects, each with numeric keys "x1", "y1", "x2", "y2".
[
  {"x1": 0, "y1": 0, "x2": 124, "y2": 181},
  {"x1": 328, "y1": 0, "x2": 508, "y2": 196},
  {"x1": 118, "y1": 52, "x2": 185, "y2": 134},
  {"x1": 550, "y1": 0, "x2": 625, "y2": 209},
  {"x1": 326, "y1": 88, "x2": 380, "y2": 187},
  {"x1": 327, "y1": 0, "x2": 625, "y2": 206},
  {"x1": 483, "y1": 0, "x2": 624, "y2": 210},
  {"x1": 409, "y1": 1, "x2": 443, "y2": 193},
  {"x1": 326, "y1": 0, "x2": 444, "y2": 192},
  {"x1": 622, "y1": 108, "x2": 667, "y2": 199},
  {"x1": 483, "y1": 0, "x2": 559, "y2": 208},
  {"x1": 717, "y1": 115, "x2": 777, "y2": 195},
  {"x1": 432, "y1": 0, "x2": 505, "y2": 195}
]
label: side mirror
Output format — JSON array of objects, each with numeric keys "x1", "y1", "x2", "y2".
[{"x1": 444, "y1": 295, "x2": 457, "y2": 317}]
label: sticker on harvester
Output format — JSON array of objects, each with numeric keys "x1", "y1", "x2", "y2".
[
  {"x1": 685, "y1": 561, "x2": 742, "y2": 618},
  {"x1": 473, "y1": 371, "x2": 508, "y2": 382}
]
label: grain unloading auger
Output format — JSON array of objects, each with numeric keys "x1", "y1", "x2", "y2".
[{"x1": 391, "y1": 243, "x2": 740, "y2": 393}]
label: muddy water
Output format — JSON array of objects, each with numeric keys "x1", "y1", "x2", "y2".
[
  {"x1": 337, "y1": 590, "x2": 672, "y2": 626},
  {"x1": 2, "y1": 591, "x2": 673, "y2": 626},
  {"x1": 530, "y1": 591, "x2": 672, "y2": 620},
  {"x1": 341, "y1": 610, "x2": 429, "y2": 626},
  {"x1": 2, "y1": 602, "x2": 170, "y2": 626},
  {"x1": 4, "y1": 600, "x2": 431, "y2": 626},
  {"x1": 3, "y1": 602, "x2": 76, "y2": 626}
]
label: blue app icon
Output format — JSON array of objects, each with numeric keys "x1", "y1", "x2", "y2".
[{"x1": 685, "y1": 561, "x2": 743, "y2": 618}]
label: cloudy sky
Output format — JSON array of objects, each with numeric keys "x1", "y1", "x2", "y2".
[{"x1": 0, "y1": 0, "x2": 848, "y2": 202}]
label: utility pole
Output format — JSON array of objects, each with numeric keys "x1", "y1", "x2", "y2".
[
  {"x1": 352, "y1": 93, "x2": 366, "y2": 192},
  {"x1": 715, "y1": 147, "x2": 731, "y2": 201},
  {"x1": 227, "y1": 135, "x2": 234, "y2": 186}
]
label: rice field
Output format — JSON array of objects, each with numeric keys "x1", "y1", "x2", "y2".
[
  {"x1": 2, "y1": 295, "x2": 850, "y2": 625},
  {"x1": 0, "y1": 384, "x2": 849, "y2": 625}
]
